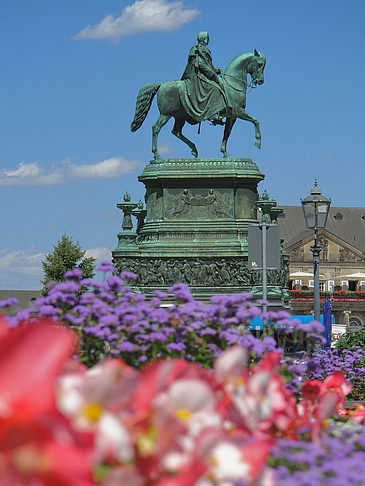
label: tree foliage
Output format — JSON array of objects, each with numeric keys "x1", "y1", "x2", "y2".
[
  {"x1": 335, "y1": 327, "x2": 365, "y2": 354},
  {"x1": 41, "y1": 233, "x2": 96, "y2": 295}
]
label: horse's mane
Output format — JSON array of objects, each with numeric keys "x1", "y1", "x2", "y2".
[
  {"x1": 225, "y1": 52, "x2": 253, "y2": 72},
  {"x1": 225, "y1": 51, "x2": 265, "y2": 73}
]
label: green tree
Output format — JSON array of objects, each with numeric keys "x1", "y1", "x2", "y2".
[{"x1": 41, "y1": 233, "x2": 96, "y2": 295}]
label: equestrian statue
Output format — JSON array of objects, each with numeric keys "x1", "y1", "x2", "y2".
[{"x1": 130, "y1": 32, "x2": 266, "y2": 160}]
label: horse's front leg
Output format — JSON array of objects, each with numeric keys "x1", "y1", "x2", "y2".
[
  {"x1": 220, "y1": 117, "x2": 236, "y2": 158},
  {"x1": 235, "y1": 107, "x2": 261, "y2": 149},
  {"x1": 152, "y1": 114, "x2": 171, "y2": 160}
]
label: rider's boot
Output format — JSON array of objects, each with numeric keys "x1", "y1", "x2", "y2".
[{"x1": 209, "y1": 114, "x2": 225, "y2": 126}]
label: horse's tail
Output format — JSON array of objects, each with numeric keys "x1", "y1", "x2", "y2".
[{"x1": 130, "y1": 83, "x2": 161, "y2": 132}]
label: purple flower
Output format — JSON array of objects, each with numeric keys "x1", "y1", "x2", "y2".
[
  {"x1": 99, "y1": 314, "x2": 118, "y2": 326},
  {"x1": 64, "y1": 268, "x2": 83, "y2": 280},
  {"x1": 200, "y1": 327, "x2": 217, "y2": 336},
  {"x1": 150, "y1": 297, "x2": 161, "y2": 306},
  {"x1": 97, "y1": 261, "x2": 115, "y2": 273},
  {"x1": 154, "y1": 290, "x2": 168, "y2": 299},
  {"x1": 14, "y1": 308, "x2": 33, "y2": 322},
  {"x1": 121, "y1": 271, "x2": 137, "y2": 281},
  {"x1": 309, "y1": 320, "x2": 325, "y2": 334},
  {"x1": 167, "y1": 342, "x2": 186, "y2": 351},
  {"x1": 0, "y1": 297, "x2": 18, "y2": 308},
  {"x1": 118, "y1": 341, "x2": 134, "y2": 352},
  {"x1": 106, "y1": 275, "x2": 125, "y2": 292},
  {"x1": 149, "y1": 332, "x2": 168, "y2": 342},
  {"x1": 106, "y1": 333, "x2": 120, "y2": 341},
  {"x1": 50, "y1": 281, "x2": 80, "y2": 294},
  {"x1": 38, "y1": 305, "x2": 59, "y2": 318},
  {"x1": 169, "y1": 283, "x2": 193, "y2": 302}
]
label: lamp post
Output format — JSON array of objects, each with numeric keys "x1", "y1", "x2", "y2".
[{"x1": 301, "y1": 179, "x2": 331, "y2": 324}]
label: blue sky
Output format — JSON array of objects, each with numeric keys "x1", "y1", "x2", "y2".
[{"x1": 1, "y1": 0, "x2": 364, "y2": 289}]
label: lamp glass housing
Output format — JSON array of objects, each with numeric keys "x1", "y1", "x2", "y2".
[
  {"x1": 317, "y1": 202, "x2": 330, "y2": 228},
  {"x1": 301, "y1": 187, "x2": 331, "y2": 230},
  {"x1": 302, "y1": 202, "x2": 315, "y2": 229}
]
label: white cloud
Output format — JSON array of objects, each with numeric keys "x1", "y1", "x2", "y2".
[
  {"x1": 0, "y1": 157, "x2": 143, "y2": 187},
  {"x1": 85, "y1": 247, "x2": 112, "y2": 261},
  {"x1": 74, "y1": 0, "x2": 200, "y2": 41},
  {"x1": 0, "y1": 249, "x2": 45, "y2": 290},
  {"x1": 158, "y1": 143, "x2": 174, "y2": 155},
  {"x1": 0, "y1": 249, "x2": 44, "y2": 275},
  {"x1": 85, "y1": 247, "x2": 114, "y2": 280},
  {"x1": 0, "y1": 247, "x2": 114, "y2": 290}
]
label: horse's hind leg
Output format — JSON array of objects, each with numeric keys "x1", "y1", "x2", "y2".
[
  {"x1": 172, "y1": 118, "x2": 198, "y2": 158},
  {"x1": 152, "y1": 114, "x2": 171, "y2": 160}
]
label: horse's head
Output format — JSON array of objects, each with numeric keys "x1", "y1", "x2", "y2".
[{"x1": 249, "y1": 49, "x2": 266, "y2": 86}]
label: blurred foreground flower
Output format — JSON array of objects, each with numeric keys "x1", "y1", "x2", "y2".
[
  {"x1": 0, "y1": 318, "x2": 95, "y2": 486},
  {"x1": 0, "y1": 313, "x2": 356, "y2": 486}
]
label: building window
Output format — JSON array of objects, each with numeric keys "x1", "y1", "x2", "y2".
[
  {"x1": 328, "y1": 280, "x2": 335, "y2": 292},
  {"x1": 349, "y1": 280, "x2": 357, "y2": 291},
  {"x1": 349, "y1": 316, "x2": 364, "y2": 332},
  {"x1": 294, "y1": 279, "x2": 302, "y2": 290},
  {"x1": 360, "y1": 281, "x2": 365, "y2": 291},
  {"x1": 342, "y1": 280, "x2": 349, "y2": 290},
  {"x1": 308, "y1": 280, "x2": 325, "y2": 290}
]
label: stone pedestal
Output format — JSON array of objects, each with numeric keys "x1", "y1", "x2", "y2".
[{"x1": 112, "y1": 158, "x2": 289, "y2": 301}]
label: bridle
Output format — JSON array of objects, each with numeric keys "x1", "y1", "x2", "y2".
[{"x1": 222, "y1": 61, "x2": 263, "y2": 93}]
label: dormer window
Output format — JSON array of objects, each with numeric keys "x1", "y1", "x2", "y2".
[{"x1": 334, "y1": 212, "x2": 343, "y2": 221}]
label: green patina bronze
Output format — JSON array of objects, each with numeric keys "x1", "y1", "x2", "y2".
[
  {"x1": 112, "y1": 158, "x2": 289, "y2": 301},
  {"x1": 130, "y1": 32, "x2": 266, "y2": 160},
  {"x1": 112, "y1": 34, "x2": 289, "y2": 303}
]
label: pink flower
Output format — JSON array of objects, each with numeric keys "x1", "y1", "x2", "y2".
[
  {"x1": 301, "y1": 372, "x2": 353, "y2": 442},
  {"x1": 323, "y1": 371, "x2": 353, "y2": 406},
  {"x1": 0, "y1": 318, "x2": 95, "y2": 486},
  {"x1": 57, "y1": 358, "x2": 139, "y2": 463},
  {"x1": 350, "y1": 404, "x2": 365, "y2": 424}
]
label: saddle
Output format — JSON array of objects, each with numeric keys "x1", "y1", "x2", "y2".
[{"x1": 177, "y1": 77, "x2": 228, "y2": 124}]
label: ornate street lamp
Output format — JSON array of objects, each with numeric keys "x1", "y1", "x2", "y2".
[{"x1": 301, "y1": 179, "x2": 331, "y2": 323}]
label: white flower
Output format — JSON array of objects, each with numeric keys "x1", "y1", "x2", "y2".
[{"x1": 209, "y1": 442, "x2": 250, "y2": 481}]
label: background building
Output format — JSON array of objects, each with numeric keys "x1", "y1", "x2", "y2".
[
  {"x1": 279, "y1": 206, "x2": 365, "y2": 334},
  {"x1": 0, "y1": 290, "x2": 41, "y2": 316}
]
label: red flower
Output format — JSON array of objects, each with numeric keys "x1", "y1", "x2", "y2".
[{"x1": 0, "y1": 318, "x2": 95, "y2": 486}]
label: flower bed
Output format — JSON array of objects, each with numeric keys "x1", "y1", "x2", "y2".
[
  {"x1": 296, "y1": 347, "x2": 365, "y2": 401},
  {"x1": 1, "y1": 262, "x2": 365, "y2": 485},
  {"x1": 0, "y1": 318, "x2": 361, "y2": 486},
  {"x1": 4, "y1": 263, "x2": 325, "y2": 368},
  {"x1": 290, "y1": 290, "x2": 365, "y2": 301}
]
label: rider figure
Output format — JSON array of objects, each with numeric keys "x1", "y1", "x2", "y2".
[{"x1": 181, "y1": 31, "x2": 227, "y2": 125}]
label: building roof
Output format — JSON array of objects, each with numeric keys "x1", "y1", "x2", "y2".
[{"x1": 278, "y1": 206, "x2": 365, "y2": 253}]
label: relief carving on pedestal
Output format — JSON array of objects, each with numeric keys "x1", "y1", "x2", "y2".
[
  {"x1": 249, "y1": 260, "x2": 289, "y2": 289},
  {"x1": 113, "y1": 254, "x2": 290, "y2": 290},
  {"x1": 113, "y1": 256, "x2": 251, "y2": 287},
  {"x1": 170, "y1": 189, "x2": 232, "y2": 219}
]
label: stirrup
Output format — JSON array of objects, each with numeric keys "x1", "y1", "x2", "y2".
[{"x1": 209, "y1": 115, "x2": 225, "y2": 126}]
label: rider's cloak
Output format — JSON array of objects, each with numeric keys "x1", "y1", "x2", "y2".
[{"x1": 179, "y1": 43, "x2": 229, "y2": 122}]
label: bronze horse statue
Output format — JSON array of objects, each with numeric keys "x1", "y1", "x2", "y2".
[{"x1": 131, "y1": 50, "x2": 266, "y2": 159}]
